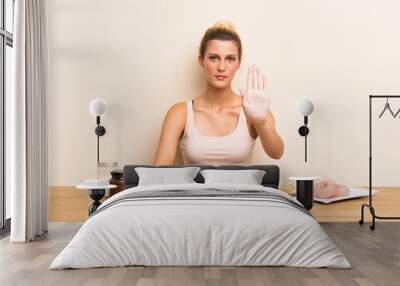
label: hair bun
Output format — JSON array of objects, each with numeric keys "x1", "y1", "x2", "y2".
[{"x1": 212, "y1": 20, "x2": 236, "y2": 32}]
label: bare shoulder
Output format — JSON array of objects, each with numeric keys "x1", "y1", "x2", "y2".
[
  {"x1": 168, "y1": 101, "x2": 186, "y2": 113},
  {"x1": 166, "y1": 101, "x2": 187, "y2": 121},
  {"x1": 162, "y1": 101, "x2": 187, "y2": 135}
]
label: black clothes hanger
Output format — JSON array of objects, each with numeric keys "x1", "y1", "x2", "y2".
[
  {"x1": 394, "y1": 106, "x2": 400, "y2": 118},
  {"x1": 378, "y1": 97, "x2": 395, "y2": 118}
]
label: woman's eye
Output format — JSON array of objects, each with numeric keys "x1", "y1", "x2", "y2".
[
  {"x1": 209, "y1": 56, "x2": 217, "y2": 61},
  {"x1": 227, "y1": 57, "x2": 235, "y2": 62}
]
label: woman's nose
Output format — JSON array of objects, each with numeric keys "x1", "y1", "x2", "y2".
[{"x1": 217, "y1": 61, "x2": 226, "y2": 71}]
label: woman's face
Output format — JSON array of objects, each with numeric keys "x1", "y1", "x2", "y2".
[{"x1": 199, "y1": 40, "x2": 240, "y2": 89}]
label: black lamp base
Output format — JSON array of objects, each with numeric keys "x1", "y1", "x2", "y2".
[
  {"x1": 298, "y1": 126, "x2": 309, "y2": 136},
  {"x1": 95, "y1": 126, "x2": 106, "y2": 136}
]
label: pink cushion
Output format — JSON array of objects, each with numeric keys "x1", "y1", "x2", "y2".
[
  {"x1": 336, "y1": 185, "x2": 349, "y2": 196},
  {"x1": 315, "y1": 181, "x2": 337, "y2": 199},
  {"x1": 314, "y1": 180, "x2": 350, "y2": 199}
]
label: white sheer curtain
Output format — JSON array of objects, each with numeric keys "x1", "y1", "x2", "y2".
[{"x1": 10, "y1": 0, "x2": 48, "y2": 242}]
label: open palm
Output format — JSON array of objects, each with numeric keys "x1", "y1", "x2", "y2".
[{"x1": 239, "y1": 65, "x2": 271, "y2": 125}]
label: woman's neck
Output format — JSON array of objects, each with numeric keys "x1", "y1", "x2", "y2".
[{"x1": 202, "y1": 84, "x2": 236, "y2": 108}]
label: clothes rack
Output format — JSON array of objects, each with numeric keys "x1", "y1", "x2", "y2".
[{"x1": 359, "y1": 95, "x2": 400, "y2": 230}]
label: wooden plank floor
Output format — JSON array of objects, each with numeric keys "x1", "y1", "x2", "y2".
[
  {"x1": 48, "y1": 186, "x2": 400, "y2": 222},
  {"x1": 1, "y1": 222, "x2": 400, "y2": 285}
]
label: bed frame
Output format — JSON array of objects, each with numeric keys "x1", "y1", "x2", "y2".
[{"x1": 123, "y1": 165, "x2": 280, "y2": 189}]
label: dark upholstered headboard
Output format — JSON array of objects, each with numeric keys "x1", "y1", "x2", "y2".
[{"x1": 123, "y1": 165, "x2": 280, "y2": 189}]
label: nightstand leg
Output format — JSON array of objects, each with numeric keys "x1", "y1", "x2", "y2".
[
  {"x1": 88, "y1": 189, "x2": 105, "y2": 215},
  {"x1": 88, "y1": 201, "x2": 101, "y2": 215}
]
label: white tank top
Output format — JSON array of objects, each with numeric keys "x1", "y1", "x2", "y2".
[{"x1": 179, "y1": 100, "x2": 256, "y2": 165}]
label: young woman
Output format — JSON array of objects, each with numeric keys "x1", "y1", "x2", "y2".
[{"x1": 153, "y1": 21, "x2": 284, "y2": 165}]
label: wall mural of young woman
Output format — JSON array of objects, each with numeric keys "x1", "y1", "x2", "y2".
[{"x1": 153, "y1": 21, "x2": 284, "y2": 165}]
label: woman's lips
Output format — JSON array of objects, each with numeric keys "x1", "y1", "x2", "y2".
[{"x1": 215, "y1": 75, "x2": 227, "y2": 81}]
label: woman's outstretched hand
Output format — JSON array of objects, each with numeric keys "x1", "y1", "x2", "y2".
[{"x1": 239, "y1": 65, "x2": 271, "y2": 126}]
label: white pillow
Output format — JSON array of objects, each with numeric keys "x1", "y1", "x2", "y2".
[
  {"x1": 200, "y1": 169, "x2": 266, "y2": 185},
  {"x1": 135, "y1": 167, "x2": 201, "y2": 186}
]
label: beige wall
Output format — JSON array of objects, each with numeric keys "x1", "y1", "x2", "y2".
[{"x1": 47, "y1": 0, "x2": 400, "y2": 187}]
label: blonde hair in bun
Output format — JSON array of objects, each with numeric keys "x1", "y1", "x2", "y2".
[
  {"x1": 199, "y1": 20, "x2": 242, "y2": 62},
  {"x1": 212, "y1": 20, "x2": 236, "y2": 32}
]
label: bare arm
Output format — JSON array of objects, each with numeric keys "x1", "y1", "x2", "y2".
[
  {"x1": 153, "y1": 102, "x2": 186, "y2": 165},
  {"x1": 240, "y1": 65, "x2": 284, "y2": 160},
  {"x1": 253, "y1": 111, "x2": 284, "y2": 160}
]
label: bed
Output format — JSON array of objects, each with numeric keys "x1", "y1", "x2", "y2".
[{"x1": 50, "y1": 165, "x2": 351, "y2": 269}]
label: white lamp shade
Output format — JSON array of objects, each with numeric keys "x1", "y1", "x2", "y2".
[
  {"x1": 89, "y1": 98, "x2": 107, "y2": 116},
  {"x1": 298, "y1": 99, "x2": 314, "y2": 116}
]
